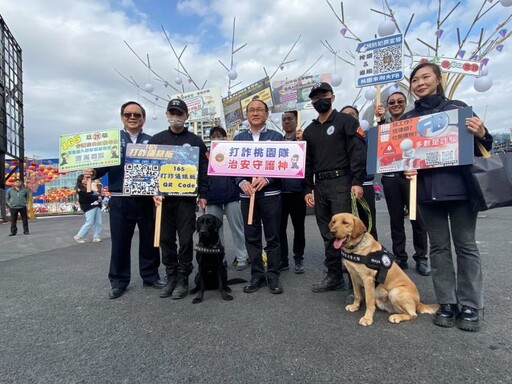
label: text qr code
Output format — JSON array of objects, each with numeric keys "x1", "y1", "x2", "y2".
[
  {"x1": 425, "y1": 151, "x2": 440, "y2": 165},
  {"x1": 425, "y1": 150, "x2": 456, "y2": 166},
  {"x1": 123, "y1": 163, "x2": 160, "y2": 195},
  {"x1": 374, "y1": 45, "x2": 402, "y2": 73}
]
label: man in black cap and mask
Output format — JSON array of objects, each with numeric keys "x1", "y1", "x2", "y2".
[
  {"x1": 149, "y1": 99, "x2": 209, "y2": 300},
  {"x1": 303, "y1": 82, "x2": 367, "y2": 293}
]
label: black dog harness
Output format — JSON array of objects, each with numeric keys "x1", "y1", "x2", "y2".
[{"x1": 340, "y1": 247, "x2": 394, "y2": 285}]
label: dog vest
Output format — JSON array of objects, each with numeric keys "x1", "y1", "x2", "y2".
[{"x1": 340, "y1": 247, "x2": 394, "y2": 285}]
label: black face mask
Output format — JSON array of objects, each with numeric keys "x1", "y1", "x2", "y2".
[{"x1": 312, "y1": 97, "x2": 332, "y2": 114}]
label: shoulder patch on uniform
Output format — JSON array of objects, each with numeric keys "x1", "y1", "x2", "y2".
[{"x1": 356, "y1": 126, "x2": 365, "y2": 138}]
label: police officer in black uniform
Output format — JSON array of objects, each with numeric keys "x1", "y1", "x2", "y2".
[{"x1": 303, "y1": 82, "x2": 367, "y2": 293}]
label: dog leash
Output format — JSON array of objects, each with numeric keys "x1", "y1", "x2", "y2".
[{"x1": 351, "y1": 192, "x2": 372, "y2": 235}]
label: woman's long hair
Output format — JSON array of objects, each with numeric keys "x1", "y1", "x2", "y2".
[
  {"x1": 409, "y1": 62, "x2": 445, "y2": 98},
  {"x1": 76, "y1": 174, "x2": 86, "y2": 192}
]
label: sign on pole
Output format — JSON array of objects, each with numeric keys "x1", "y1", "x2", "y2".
[
  {"x1": 412, "y1": 56, "x2": 482, "y2": 76},
  {"x1": 172, "y1": 86, "x2": 226, "y2": 126},
  {"x1": 355, "y1": 33, "x2": 404, "y2": 87}
]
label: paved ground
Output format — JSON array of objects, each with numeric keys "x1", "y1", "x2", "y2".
[{"x1": 1, "y1": 204, "x2": 511, "y2": 383}]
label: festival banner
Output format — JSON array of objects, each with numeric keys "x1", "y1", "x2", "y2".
[
  {"x1": 208, "y1": 141, "x2": 306, "y2": 178},
  {"x1": 222, "y1": 77, "x2": 273, "y2": 129},
  {"x1": 172, "y1": 86, "x2": 226, "y2": 125},
  {"x1": 59, "y1": 129, "x2": 120, "y2": 172},
  {"x1": 271, "y1": 73, "x2": 333, "y2": 112},
  {"x1": 412, "y1": 55, "x2": 482, "y2": 76},
  {"x1": 355, "y1": 33, "x2": 404, "y2": 87},
  {"x1": 366, "y1": 107, "x2": 474, "y2": 174},
  {"x1": 123, "y1": 143, "x2": 199, "y2": 196}
]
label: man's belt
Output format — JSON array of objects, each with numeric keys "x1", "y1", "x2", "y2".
[{"x1": 315, "y1": 169, "x2": 348, "y2": 181}]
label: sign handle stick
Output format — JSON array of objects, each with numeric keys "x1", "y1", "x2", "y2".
[
  {"x1": 375, "y1": 84, "x2": 381, "y2": 108},
  {"x1": 86, "y1": 178, "x2": 92, "y2": 193},
  {"x1": 154, "y1": 203, "x2": 162, "y2": 247},
  {"x1": 248, "y1": 177, "x2": 255, "y2": 225},
  {"x1": 409, "y1": 174, "x2": 417, "y2": 221}
]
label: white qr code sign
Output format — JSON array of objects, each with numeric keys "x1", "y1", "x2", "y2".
[{"x1": 355, "y1": 33, "x2": 404, "y2": 87}]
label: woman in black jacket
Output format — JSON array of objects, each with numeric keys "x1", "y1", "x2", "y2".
[
  {"x1": 403, "y1": 62, "x2": 493, "y2": 332},
  {"x1": 74, "y1": 174, "x2": 103, "y2": 243}
]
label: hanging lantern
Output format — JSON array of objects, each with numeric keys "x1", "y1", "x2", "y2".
[
  {"x1": 228, "y1": 69, "x2": 238, "y2": 80},
  {"x1": 331, "y1": 73, "x2": 342, "y2": 87},
  {"x1": 378, "y1": 19, "x2": 396, "y2": 37},
  {"x1": 474, "y1": 76, "x2": 493, "y2": 92},
  {"x1": 143, "y1": 83, "x2": 154, "y2": 92},
  {"x1": 499, "y1": 0, "x2": 512, "y2": 7},
  {"x1": 175, "y1": 76, "x2": 182, "y2": 85},
  {"x1": 364, "y1": 87, "x2": 377, "y2": 101}
]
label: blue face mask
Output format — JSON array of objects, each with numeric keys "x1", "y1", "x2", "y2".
[{"x1": 313, "y1": 97, "x2": 332, "y2": 114}]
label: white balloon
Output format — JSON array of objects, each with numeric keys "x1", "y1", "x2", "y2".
[
  {"x1": 479, "y1": 66, "x2": 489, "y2": 77},
  {"x1": 499, "y1": 0, "x2": 512, "y2": 7},
  {"x1": 378, "y1": 19, "x2": 396, "y2": 37},
  {"x1": 152, "y1": 115, "x2": 157, "y2": 120},
  {"x1": 474, "y1": 76, "x2": 493, "y2": 92},
  {"x1": 360, "y1": 120, "x2": 370, "y2": 131},
  {"x1": 143, "y1": 83, "x2": 154, "y2": 92},
  {"x1": 175, "y1": 76, "x2": 182, "y2": 85},
  {"x1": 331, "y1": 73, "x2": 342, "y2": 87},
  {"x1": 228, "y1": 69, "x2": 238, "y2": 80},
  {"x1": 389, "y1": 83, "x2": 401, "y2": 93},
  {"x1": 364, "y1": 88, "x2": 377, "y2": 101}
]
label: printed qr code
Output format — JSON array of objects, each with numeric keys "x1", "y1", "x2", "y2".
[
  {"x1": 123, "y1": 163, "x2": 160, "y2": 195},
  {"x1": 374, "y1": 45, "x2": 402, "y2": 73},
  {"x1": 425, "y1": 151, "x2": 440, "y2": 165},
  {"x1": 441, "y1": 149, "x2": 456, "y2": 164}
]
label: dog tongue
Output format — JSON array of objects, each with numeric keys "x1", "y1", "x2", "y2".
[{"x1": 333, "y1": 237, "x2": 346, "y2": 249}]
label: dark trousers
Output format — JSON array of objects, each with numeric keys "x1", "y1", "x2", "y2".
[
  {"x1": 419, "y1": 200, "x2": 483, "y2": 309},
  {"x1": 357, "y1": 184, "x2": 378, "y2": 240},
  {"x1": 241, "y1": 194, "x2": 281, "y2": 280},
  {"x1": 108, "y1": 196, "x2": 161, "y2": 289},
  {"x1": 279, "y1": 192, "x2": 306, "y2": 265},
  {"x1": 10, "y1": 206, "x2": 29, "y2": 234},
  {"x1": 160, "y1": 197, "x2": 197, "y2": 277},
  {"x1": 313, "y1": 177, "x2": 352, "y2": 275},
  {"x1": 382, "y1": 176, "x2": 428, "y2": 263}
]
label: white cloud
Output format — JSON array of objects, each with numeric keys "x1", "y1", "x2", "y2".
[{"x1": 0, "y1": 0, "x2": 511, "y2": 159}]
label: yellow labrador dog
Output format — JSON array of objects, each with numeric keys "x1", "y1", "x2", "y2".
[{"x1": 329, "y1": 213, "x2": 438, "y2": 326}]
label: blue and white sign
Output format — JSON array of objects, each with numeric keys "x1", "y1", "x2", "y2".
[{"x1": 355, "y1": 33, "x2": 404, "y2": 87}]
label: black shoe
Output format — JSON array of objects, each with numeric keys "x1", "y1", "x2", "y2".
[
  {"x1": 109, "y1": 287, "x2": 126, "y2": 299},
  {"x1": 294, "y1": 260, "x2": 305, "y2": 274},
  {"x1": 8, "y1": 233, "x2": 15, "y2": 236},
  {"x1": 243, "y1": 276, "x2": 267, "y2": 293},
  {"x1": 143, "y1": 279, "x2": 166, "y2": 289},
  {"x1": 268, "y1": 277, "x2": 283, "y2": 294},
  {"x1": 345, "y1": 289, "x2": 355, "y2": 305},
  {"x1": 24, "y1": 231, "x2": 29, "y2": 235},
  {"x1": 457, "y1": 306, "x2": 482, "y2": 332},
  {"x1": 433, "y1": 304, "x2": 459, "y2": 327},
  {"x1": 159, "y1": 276, "x2": 177, "y2": 298},
  {"x1": 312, "y1": 274, "x2": 345, "y2": 293},
  {"x1": 171, "y1": 275, "x2": 189, "y2": 300},
  {"x1": 416, "y1": 262, "x2": 431, "y2": 276},
  {"x1": 396, "y1": 260, "x2": 408, "y2": 270},
  {"x1": 279, "y1": 263, "x2": 289, "y2": 271}
]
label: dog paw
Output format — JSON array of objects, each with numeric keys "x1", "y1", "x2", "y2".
[
  {"x1": 359, "y1": 317, "x2": 373, "y2": 326},
  {"x1": 222, "y1": 294, "x2": 234, "y2": 301},
  {"x1": 345, "y1": 304, "x2": 360, "y2": 312},
  {"x1": 192, "y1": 298, "x2": 203, "y2": 304},
  {"x1": 388, "y1": 314, "x2": 402, "y2": 324}
]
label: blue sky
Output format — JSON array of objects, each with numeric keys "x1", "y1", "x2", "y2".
[{"x1": 1, "y1": 0, "x2": 511, "y2": 158}]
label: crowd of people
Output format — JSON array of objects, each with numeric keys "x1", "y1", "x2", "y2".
[{"x1": 5, "y1": 62, "x2": 489, "y2": 333}]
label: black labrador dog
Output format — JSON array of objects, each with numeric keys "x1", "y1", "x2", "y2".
[{"x1": 190, "y1": 214, "x2": 246, "y2": 304}]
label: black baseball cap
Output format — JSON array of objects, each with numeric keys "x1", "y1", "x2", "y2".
[
  {"x1": 167, "y1": 99, "x2": 188, "y2": 114},
  {"x1": 308, "y1": 82, "x2": 334, "y2": 98}
]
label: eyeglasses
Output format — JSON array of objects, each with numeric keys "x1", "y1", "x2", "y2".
[
  {"x1": 247, "y1": 108, "x2": 266, "y2": 114},
  {"x1": 387, "y1": 100, "x2": 405, "y2": 106},
  {"x1": 122, "y1": 113, "x2": 143, "y2": 119}
]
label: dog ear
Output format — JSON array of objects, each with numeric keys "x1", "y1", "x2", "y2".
[
  {"x1": 213, "y1": 215, "x2": 223, "y2": 230},
  {"x1": 351, "y1": 215, "x2": 367, "y2": 238}
]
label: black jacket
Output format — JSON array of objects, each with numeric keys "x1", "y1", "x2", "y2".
[
  {"x1": 400, "y1": 93, "x2": 493, "y2": 206},
  {"x1": 303, "y1": 109, "x2": 367, "y2": 194},
  {"x1": 78, "y1": 190, "x2": 101, "y2": 213}
]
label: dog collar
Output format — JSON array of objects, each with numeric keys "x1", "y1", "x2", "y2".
[{"x1": 194, "y1": 243, "x2": 224, "y2": 254}]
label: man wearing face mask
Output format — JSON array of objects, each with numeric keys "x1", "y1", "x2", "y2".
[
  {"x1": 149, "y1": 99, "x2": 209, "y2": 300},
  {"x1": 303, "y1": 82, "x2": 367, "y2": 293}
]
